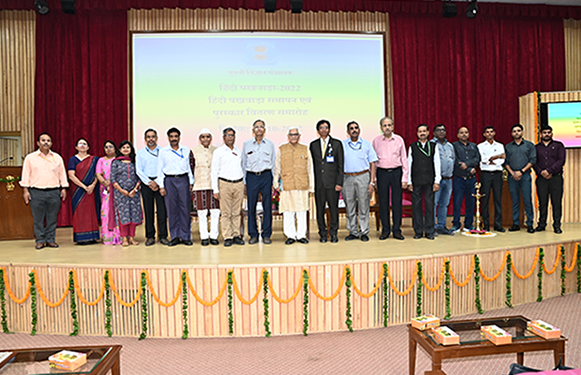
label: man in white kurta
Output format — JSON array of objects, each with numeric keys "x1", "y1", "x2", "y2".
[{"x1": 274, "y1": 127, "x2": 314, "y2": 244}]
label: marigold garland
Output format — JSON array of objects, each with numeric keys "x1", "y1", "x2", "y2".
[
  {"x1": 421, "y1": 260, "x2": 446, "y2": 292},
  {"x1": 386, "y1": 263, "x2": 418, "y2": 296},
  {"x1": 0, "y1": 268, "x2": 9, "y2": 333},
  {"x1": 577, "y1": 244, "x2": 581, "y2": 293},
  {"x1": 68, "y1": 271, "x2": 78, "y2": 336},
  {"x1": 104, "y1": 271, "x2": 112, "y2": 337},
  {"x1": 560, "y1": 246, "x2": 566, "y2": 296},
  {"x1": 474, "y1": 256, "x2": 483, "y2": 314},
  {"x1": 266, "y1": 273, "x2": 303, "y2": 304},
  {"x1": 307, "y1": 268, "x2": 346, "y2": 301},
  {"x1": 512, "y1": 248, "x2": 540, "y2": 279},
  {"x1": 72, "y1": 270, "x2": 105, "y2": 306},
  {"x1": 33, "y1": 270, "x2": 69, "y2": 308},
  {"x1": 537, "y1": 248, "x2": 544, "y2": 302},
  {"x1": 181, "y1": 271, "x2": 189, "y2": 340},
  {"x1": 449, "y1": 257, "x2": 474, "y2": 287},
  {"x1": 108, "y1": 271, "x2": 141, "y2": 307},
  {"x1": 3, "y1": 268, "x2": 31, "y2": 304},
  {"x1": 416, "y1": 262, "x2": 423, "y2": 316},
  {"x1": 505, "y1": 254, "x2": 513, "y2": 308},
  {"x1": 302, "y1": 270, "x2": 309, "y2": 336},
  {"x1": 444, "y1": 260, "x2": 451, "y2": 320},
  {"x1": 185, "y1": 271, "x2": 228, "y2": 306},
  {"x1": 352, "y1": 270, "x2": 383, "y2": 298},
  {"x1": 262, "y1": 270, "x2": 271, "y2": 338},
  {"x1": 345, "y1": 267, "x2": 353, "y2": 333},
  {"x1": 382, "y1": 263, "x2": 389, "y2": 327},
  {"x1": 564, "y1": 244, "x2": 578, "y2": 273},
  {"x1": 139, "y1": 272, "x2": 147, "y2": 340},
  {"x1": 29, "y1": 271, "x2": 37, "y2": 335},
  {"x1": 232, "y1": 273, "x2": 262, "y2": 305},
  {"x1": 227, "y1": 271, "x2": 233, "y2": 335},
  {"x1": 479, "y1": 252, "x2": 508, "y2": 282},
  {"x1": 542, "y1": 247, "x2": 561, "y2": 275}
]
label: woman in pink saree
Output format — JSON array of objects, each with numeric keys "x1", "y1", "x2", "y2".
[{"x1": 96, "y1": 140, "x2": 122, "y2": 245}]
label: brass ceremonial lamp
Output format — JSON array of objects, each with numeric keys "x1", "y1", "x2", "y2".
[{"x1": 472, "y1": 182, "x2": 485, "y2": 233}]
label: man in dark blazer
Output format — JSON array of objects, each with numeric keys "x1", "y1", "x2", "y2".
[{"x1": 309, "y1": 119, "x2": 344, "y2": 243}]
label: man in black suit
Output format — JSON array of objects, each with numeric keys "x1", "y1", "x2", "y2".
[{"x1": 309, "y1": 119, "x2": 344, "y2": 243}]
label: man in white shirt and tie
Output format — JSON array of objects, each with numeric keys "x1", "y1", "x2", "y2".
[{"x1": 477, "y1": 126, "x2": 506, "y2": 232}]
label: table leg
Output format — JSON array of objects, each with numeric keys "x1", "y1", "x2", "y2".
[
  {"x1": 409, "y1": 335, "x2": 417, "y2": 375},
  {"x1": 554, "y1": 342, "x2": 565, "y2": 367},
  {"x1": 111, "y1": 357, "x2": 121, "y2": 375},
  {"x1": 516, "y1": 352, "x2": 524, "y2": 365},
  {"x1": 427, "y1": 352, "x2": 447, "y2": 375}
]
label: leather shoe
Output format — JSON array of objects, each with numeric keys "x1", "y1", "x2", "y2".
[
  {"x1": 330, "y1": 235, "x2": 338, "y2": 243},
  {"x1": 233, "y1": 236, "x2": 245, "y2": 245},
  {"x1": 494, "y1": 227, "x2": 506, "y2": 233},
  {"x1": 393, "y1": 233, "x2": 405, "y2": 240},
  {"x1": 145, "y1": 238, "x2": 156, "y2": 247},
  {"x1": 360, "y1": 234, "x2": 369, "y2": 242},
  {"x1": 201, "y1": 239, "x2": 209, "y2": 246},
  {"x1": 159, "y1": 238, "x2": 170, "y2": 246},
  {"x1": 379, "y1": 232, "x2": 390, "y2": 240},
  {"x1": 285, "y1": 238, "x2": 296, "y2": 245},
  {"x1": 413, "y1": 234, "x2": 422, "y2": 239},
  {"x1": 224, "y1": 239, "x2": 233, "y2": 247},
  {"x1": 483, "y1": 226, "x2": 490, "y2": 232},
  {"x1": 426, "y1": 235, "x2": 435, "y2": 240},
  {"x1": 168, "y1": 238, "x2": 181, "y2": 246},
  {"x1": 35, "y1": 242, "x2": 45, "y2": 250},
  {"x1": 319, "y1": 236, "x2": 327, "y2": 243},
  {"x1": 182, "y1": 240, "x2": 193, "y2": 246},
  {"x1": 297, "y1": 238, "x2": 309, "y2": 244},
  {"x1": 345, "y1": 234, "x2": 359, "y2": 241},
  {"x1": 535, "y1": 226, "x2": 545, "y2": 232},
  {"x1": 527, "y1": 227, "x2": 535, "y2": 234},
  {"x1": 508, "y1": 225, "x2": 520, "y2": 232},
  {"x1": 554, "y1": 227, "x2": 563, "y2": 234},
  {"x1": 210, "y1": 239, "x2": 219, "y2": 245},
  {"x1": 249, "y1": 237, "x2": 259, "y2": 245},
  {"x1": 263, "y1": 237, "x2": 272, "y2": 244},
  {"x1": 46, "y1": 242, "x2": 59, "y2": 248}
]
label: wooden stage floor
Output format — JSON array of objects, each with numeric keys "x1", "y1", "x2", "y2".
[{"x1": 2, "y1": 219, "x2": 579, "y2": 267}]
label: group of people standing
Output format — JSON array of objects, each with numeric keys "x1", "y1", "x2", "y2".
[{"x1": 19, "y1": 118, "x2": 565, "y2": 249}]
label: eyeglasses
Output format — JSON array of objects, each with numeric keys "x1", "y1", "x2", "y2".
[
  {"x1": 104, "y1": 145, "x2": 114, "y2": 149},
  {"x1": 224, "y1": 134, "x2": 235, "y2": 138},
  {"x1": 288, "y1": 133, "x2": 300, "y2": 137},
  {"x1": 319, "y1": 126, "x2": 329, "y2": 130},
  {"x1": 348, "y1": 127, "x2": 359, "y2": 131}
]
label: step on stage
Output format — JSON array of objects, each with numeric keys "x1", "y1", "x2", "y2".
[{"x1": 1, "y1": 220, "x2": 579, "y2": 338}]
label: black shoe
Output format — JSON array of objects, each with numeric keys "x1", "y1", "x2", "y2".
[
  {"x1": 233, "y1": 236, "x2": 245, "y2": 245},
  {"x1": 263, "y1": 237, "x2": 272, "y2": 244},
  {"x1": 494, "y1": 226, "x2": 506, "y2": 233},
  {"x1": 182, "y1": 240, "x2": 193, "y2": 246},
  {"x1": 483, "y1": 226, "x2": 490, "y2": 232},
  {"x1": 535, "y1": 226, "x2": 545, "y2": 232},
  {"x1": 319, "y1": 236, "x2": 327, "y2": 243},
  {"x1": 210, "y1": 239, "x2": 219, "y2": 245},
  {"x1": 436, "y1": 227, "x2": 453, "y2": 235},
  {"x1": 527, "y1": 227, "x2": 535, "y2": 233},
  {"x1": 413, "y1": 234, "x2": 422, "y2": 239},
  {"x1": 145, "y1": 238, "x2": 156, "y2": 247},
  {"x1": 285, "y1": 238, "x2": 296, "y2": 245},
  {"x1": 249, "y1": 237, "x2": 259, "y2": 244},
  {"x1": 201, "y1": 239, "x2": 210, "y2": 246},
  {"x1": 508, "y1": 225, "x2": 520, "y2": 232},
  {"x1": 159, "y1": 238, "x2": 170, "y2": 246},
  {"x1": 426, "y1": 235, "x2": 435, "y2": 240},
  {"x1": 393, "y1": 233, "x2": 405, "y2": 240},
  {"x1": 330, "y1": 235, "x2": 338, "y2": 243},
  {"x1": 224, "y1": 239, "x2": 233, "y2": 247},
  {"x1": 297, "y1": 238, "x2": 309, "y2": 244},
  {"x1": 360, "y1": 234, "x2": 369, "y2": 242},
  {"x1": 168, "y1": 238, "x2": 181, "y2": 246},
  {"x1": 379, "y1": 232, "x2": 390, "y2": 240},
  {"x1": 554, "y1": 227, "x2": 563, "y2": 234},
  {"x1": 345, "y1": 234, "x2": 359, "y2": 241}
]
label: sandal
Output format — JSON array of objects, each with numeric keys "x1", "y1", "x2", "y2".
[{"x1": 121, "y1": 239, "x2": 129, "y2": 247}]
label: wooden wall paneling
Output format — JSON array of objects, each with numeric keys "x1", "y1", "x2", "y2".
[
  {"x1": 564, "y1": 18, "x2": 580, "y2": 93},
  {"x1": 0, "y1": 139, "x2": 19, "y2": 165}
]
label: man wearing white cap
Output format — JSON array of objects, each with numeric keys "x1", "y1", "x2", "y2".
[{"x1": 189, "y1": 128, "x2": 220, "y2": 246}]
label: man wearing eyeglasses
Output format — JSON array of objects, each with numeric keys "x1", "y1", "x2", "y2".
[
  {"x1": 189, "y1": 128, "x2": 220, "y2": 246},
  {"x1": 242, "y1": 119, "x2": 276, "y2": 245},
  {"x1": 274, "y1": 126, "x2": 314, "y2": 245},
  {"x1": 309, "y1": 119, "x2": 344, "y2": 243},
  {"x1": 211, "y1": 127, "x2": 245, "y2": 247},
  {"x1": 342, "y1": 121, "x2": 378, "y2": 242}
]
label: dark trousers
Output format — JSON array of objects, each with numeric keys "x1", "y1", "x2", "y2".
[
  {"x1": 315, "y1": 187, "x2": 339, "y2": 238},
  {"x1": 536, "y1": 174, "x2": 563, "y2": 229},
  {"x1": 29, "y1": 188, "x2": 61, "y2": 244},
  {"x1": 411, "y1": 184, "x2": 435, "y2": 236},
  {"x1": 163, "y1": 176, "x2": 191, "y2": 241},
  {"x1": 452, "y1": 177, "x2": 475, "y2": 229},
  {"x1": 141, "y1": 183, "x2": 168, "y2": 240},
  {"x1": 508, "y1": 173, "x2": 534, "y2": 227},
  {"x1": 376, "y1": 167, "x2": 403, "y2": 236},
  {"x1": 480, "y1": 171, "x2": 503, "y2": 229},
  {"x1": 246, "y1": 172, "x2": 273, "y2": 239}
]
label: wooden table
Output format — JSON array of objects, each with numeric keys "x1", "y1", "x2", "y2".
[
  {"x1": 408, "y1": 316, "x2": 566, "y2": 375},
  {"x1": 0, "y1": 345, "x2": 121, "y2": 375}
]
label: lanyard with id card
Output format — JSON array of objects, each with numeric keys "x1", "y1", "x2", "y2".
[{"x1": 326, "y1": 143, "x2": 334, "y2": 163}]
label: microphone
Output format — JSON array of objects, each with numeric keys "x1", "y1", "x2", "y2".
[{"x1": 0, "y1": 156, "x2": 14, "y2": 165}]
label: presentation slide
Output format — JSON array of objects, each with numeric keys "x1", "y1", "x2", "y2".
[
  {"x1": 545, "y1": 101, "x2": 581, "y2": 148},
  {"x1": 132, "y1": 32, "x2": 386, "y2": 149}
]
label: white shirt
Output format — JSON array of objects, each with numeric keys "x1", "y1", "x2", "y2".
[
  {"x1": 156, "y1": 144, "x2": 195, "y2": 188},
  {"x1": 211, "y1": 144, "x2": 244, "y2": 193},
  {"x1": 478, "y1": 140, "x2": 505, "y2": 172}
]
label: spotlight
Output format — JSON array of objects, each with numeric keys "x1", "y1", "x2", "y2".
[
  {"x1": 290, "y1": 0, "x2": 303, "y2": 14},
  {"x1": 34, "y1": 0, "x2": 49, "y2": 15},
  {"x1": 442, "y1": 1, "x2": 457, "y2": 18},
  {"x1": 61, "y1": 0, "x2": 76, "y2": 15},
  {"x1": 265, "y1": 0, "x2": 277, "y2": 13},
  {"x1": 466, "y1": 0, "x2": 478, "y2": 18}
]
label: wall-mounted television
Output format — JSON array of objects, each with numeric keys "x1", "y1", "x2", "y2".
[{"x1": 540, "y1": 101, "x2": 581, "y2": 148}]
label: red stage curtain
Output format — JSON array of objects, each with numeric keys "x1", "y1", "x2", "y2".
[
  {"x1": 34, "y1": 10, "x2": 128, "y2": 226},
  {"x1": 389, "y1": 14, "x2": 565, "y2": 146}
]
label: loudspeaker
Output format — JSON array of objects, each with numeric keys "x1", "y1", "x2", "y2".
[
  {"x1": 62, "y1": 0, "x2": 76, "y2": 14},
  {"x1": 290, "y1": 0, "x2": 302, "y2": 13},
  {"x1": 442, "y1": 2, "x2": 457, "y2": 18},
  {"x1": 265, "y1": 0, "x2": 276, "y2": 13}
]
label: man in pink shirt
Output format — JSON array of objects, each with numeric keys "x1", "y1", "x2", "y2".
[
  {"x1": 372, "y1": 116, "x2": 409, "y2": 240},
  {"x1": 20, "y1": 133, "x2": 69, "y2": 249}
]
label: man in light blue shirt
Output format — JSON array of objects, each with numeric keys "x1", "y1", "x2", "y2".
[
  {"x1": 241, "y1": 119, "x2": 276, "y2": 244},
  {"x1": 157, "y1": 127, "x2": 195, "y2": 246},
  {"x1": 431, "y1": 124, "x2": 455, "y2": 235},
  {"x1": 136, "y1": 128, "x2": 168, "y2": 246},
  {"x1": 342, "y1": 121, "x2": 378, "y2": 242}
]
